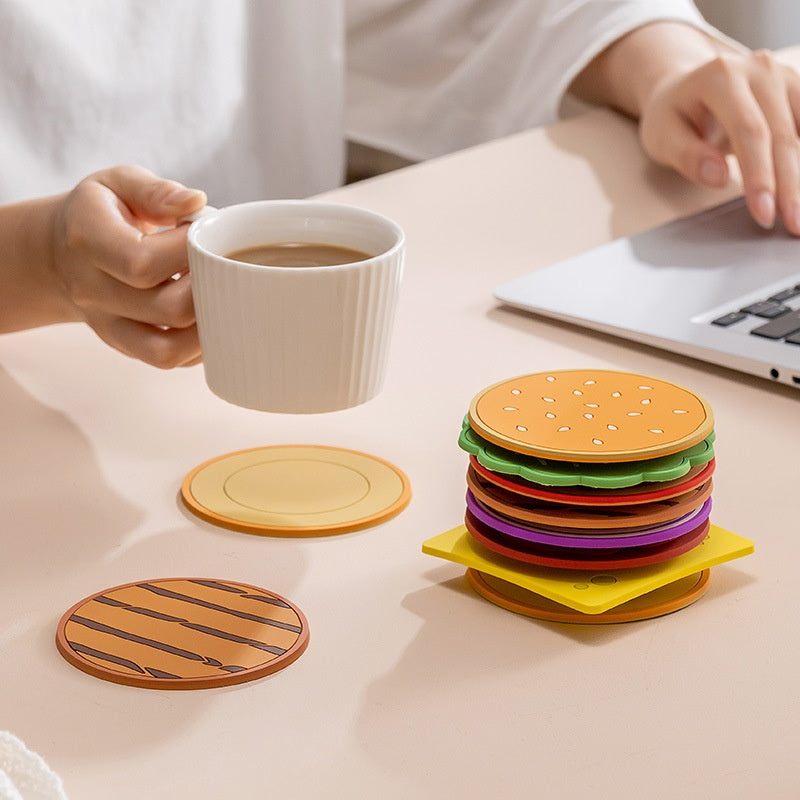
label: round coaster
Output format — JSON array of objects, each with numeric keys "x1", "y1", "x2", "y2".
[
  {"x1": 468, "y1": 370, "x2": 714, "y2": 463},
  {"x1": 181, "y1": 445, "x2": 411, "y2": 536},
  {"x1": 465, "y1": 511, "x2": 710, "y2": 570},
  {"x1": 459, "y1": 422, "x2": 715, "y2": 489},
  {"x1": 466, "y1": 465, "x2": 713, "y2": 530},
  {"x1": 466, "y1": 568, "x2": 711, "y2": 623},
  {"x1": 469, "y1": 456, "x2": 716, "y2": 506},
  {"x1": 465, "y1": 495, "x2": 712, "y2": 549},
  {"x1": 56, "y1": 578, "x2": 309, "y2": 690}
]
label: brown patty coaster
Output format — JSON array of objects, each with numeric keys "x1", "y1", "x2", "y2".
[
  {"x1": 56, "y1": 578, "x2": 309, "y2": 690},
  {"x1": 468, "y1": 369, "x2": 714, "y2": 463}
]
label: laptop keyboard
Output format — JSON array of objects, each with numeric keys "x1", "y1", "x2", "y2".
[{"x1": 712, "y1": 283, "x2": 800, "y2": 344}]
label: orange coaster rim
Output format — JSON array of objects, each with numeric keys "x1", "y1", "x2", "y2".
[
  {"x1": 466, "y1": 465, "x2": 713, "y2": 530},
  {"x1": 56, "y1": 578, "x2": 309, "y2": 690},
  {"x1": 468, "y1": 369, "x2": 714, "y2": 463},
  {"x1": 181, "y1": 444, "x2": 411, "y2": 536},
  {"x1": 466, "y1": 568, "x2": 711, "y2": 624}
]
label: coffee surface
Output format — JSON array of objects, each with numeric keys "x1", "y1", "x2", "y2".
[{"x1": 226, "y1": 242, "x2": 372, "y2": 267}]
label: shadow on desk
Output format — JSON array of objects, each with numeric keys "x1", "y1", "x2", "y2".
[
  {"x1": 0, "y1": 367, "x2": 204, "y2": 758},
  {"x1": 353, "y1": 561, "x2": 755, "y2": 794}
]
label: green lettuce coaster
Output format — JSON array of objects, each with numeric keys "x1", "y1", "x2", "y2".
[{"x1": 458, "y1": 419, "x2": 715, "y2": 489}]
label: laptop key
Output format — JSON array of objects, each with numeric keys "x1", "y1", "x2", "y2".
[
  {"x1": 768, "y1": 286, "x2": 800, "y2": 302},
  {"x1": 712, "y1": 311, "x2": 748, "y2": 327},
  {"x1": 750, "y1": 309, "x2": 800, "y2": 340},
  {"x1": 786, "y1": 331, "x2": 800, "y2": 345},
  {"x1": 740, "y1": 300, "x2": 792, "y2": 318}
]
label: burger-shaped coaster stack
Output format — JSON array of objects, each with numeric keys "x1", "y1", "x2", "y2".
[{"x1": 422, "y1": 370, "x2": 754, "y2": 623}]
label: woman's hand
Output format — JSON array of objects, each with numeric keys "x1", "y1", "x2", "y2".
[
  {"x1": 571, "y1": 21, "x2": 800, "y2": 234},
  {"x1": 639, "y1": 49, "x2": 800, "y2": 233},
  {"x1": 49, "y1": 165, "x2": 207, "y2": 367}
]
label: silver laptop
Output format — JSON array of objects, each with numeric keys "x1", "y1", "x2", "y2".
[{"x1": 494, "y1": 197, "x2": 800, "y2": 390}]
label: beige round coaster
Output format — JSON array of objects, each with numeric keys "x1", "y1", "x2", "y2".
[
  {"x1": 56, "y1": 578, "x2": 309, "y2": 690},
  {"x1": 468, "y1": 370, "x2": 714, "y2": 462},
  {"x1": 181, "y1": 445, "x2": 411, "y2": 536}
]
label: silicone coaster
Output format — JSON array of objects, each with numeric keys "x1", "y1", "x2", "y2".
[
  {"x1": 182, "y1": 445, "x2": 411, "y2": 536},
  {"x1": 459, "y1": 422, "x2": 715, "y2": 489},
  {"x1": 421, "y1": 523, "x2": 753, "y2": 613},
  {"x1": 55, "y1": 578, "x2": 309, "y2": 690},
  {"x1": 466, "y1": 569, "x2": 711, "y2": 624},
  {"x1": 470, "y1": 456, "x2": 716, "y2": 506},
  {"x1": 468, "y1": 370, "x2": 714, "y2": 462},
  {"x1": 465, "y1": 511, "x2": 710, "y2": 570},
  {"x1": 466, "y1": 493, "x2": 712, "y2": 548},
  {"x1": 466, "y1": 466, "x2": 713, "y2": 530}
]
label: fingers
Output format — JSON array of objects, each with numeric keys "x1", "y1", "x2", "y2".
[
  {"x1": 87, "y1": 314, "x2": 202, "y2": 369},
  {"x1": 701, "y1": 52, "x2": 799, "y2": 230},
  {"x1": 51, "y1": 165, "x2": 208, "y2": 369},
  {"x1": 640, "y1": 52, "x2": 800, "y2": 234},
  {"x1": 68, "y1": 270, "x2": 196, "y2": 330},
  {"x1": 61, "y1": 175, "x2": 200, "y2": 289},
  {"x1": 93, "y1": 164, "x2": 207, "y2": 227}
]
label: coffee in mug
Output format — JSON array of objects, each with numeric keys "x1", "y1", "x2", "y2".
[{"x1": 225, "y1": 242, "x2": 372, "y2": 268}]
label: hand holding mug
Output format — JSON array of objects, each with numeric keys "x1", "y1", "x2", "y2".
[{"x1": 50, "y1": 165, "x2": 207, "y2": 367}]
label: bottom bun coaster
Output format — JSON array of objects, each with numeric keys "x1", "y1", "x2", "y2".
[
  {"x1": 182, "y1": 445, "x2": 411, "y2": 536},
  {"x1": 466, "y1": 569, "x2": 711, "y2": 624},
  {"x1": 56, "y1": 578, "x2": 309, "y2": 690},
  {"x1": 421, "y1": 524, "x2": 753, "y2": 614}
]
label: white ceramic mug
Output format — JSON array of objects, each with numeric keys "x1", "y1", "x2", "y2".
[{"x1": 187, "y1": 200, "x2": 405, "y2": 413}]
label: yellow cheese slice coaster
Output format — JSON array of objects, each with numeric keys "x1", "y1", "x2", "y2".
[
  {"x1": 468, "y1": 369, "x2": 714, "y2": 462},
  {"x1": 466, "y1": 568, "x2": 711, "y2": 624},
  {"x1": 421, "y1": 523, "x2": 753, "y2": 614},
  {"x1": 182, "y1": 445, "x2": 411, "y2": 536}
]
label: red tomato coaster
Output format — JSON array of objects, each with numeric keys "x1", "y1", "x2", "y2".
[
  {"x1": 467, "y1": 465, "x2": 712, "y2": 530},
  {"x1": 56, "y1": 578, "x2": 309, "y2": 690},
  {"x1": 466, "y1": 568, "x2": 711, "y2": 624},
  {"x1": 465, "y1": 510, "x2": 710, "y2": 570},
  {"x1": 469, "y1": 456, "x2": 715, "y2": 506}
]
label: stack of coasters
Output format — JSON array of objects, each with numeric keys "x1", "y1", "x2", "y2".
[{"x1": 422, "y1": 370, "x2": 754, "y2": 623}]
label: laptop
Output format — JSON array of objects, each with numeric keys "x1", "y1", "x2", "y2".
[{"x1": 494, "y1": 197, "x2": 800, "y2": 390}]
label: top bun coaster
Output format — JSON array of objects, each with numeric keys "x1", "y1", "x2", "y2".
[
  {"x1": 468, "y1": 370, "x2": 714, "y2": 463},
  {"x1": 182, "y1": 445, "x2": 411, "y2": 536},
  {"x1": 56, "y1": 578, "x2": 309, "y2": 690}
]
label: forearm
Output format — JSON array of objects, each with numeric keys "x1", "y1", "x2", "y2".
[
  {"x1": 0, "y1": 194, "x2": 79, "y2": 332},
  {"x1": 569, "y1": 21, "x2": 739, "y2": 120}
]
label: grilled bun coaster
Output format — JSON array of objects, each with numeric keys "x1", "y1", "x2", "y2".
[
  {"x1": 56, "y1": 578, "x2": 309, "y2": 689},
  {"x1": 422, "y1": 370, "x2": 754, "y2": 623}
]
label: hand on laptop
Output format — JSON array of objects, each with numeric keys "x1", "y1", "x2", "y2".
[{"x1": 571, "y1": 21, "x2": 800, "y2": 236}]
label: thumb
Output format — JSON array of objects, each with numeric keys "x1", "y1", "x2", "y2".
[
  {"x1": 641, "y1": 114, "x2": 730, "y2": 189},
  {"x1": 92, "y1": 164, "x2": 207, "y2": 226}
]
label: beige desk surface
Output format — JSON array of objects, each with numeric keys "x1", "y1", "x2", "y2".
[{"x1": 3, "y1": 51, "x2": 800, "y2": 800}]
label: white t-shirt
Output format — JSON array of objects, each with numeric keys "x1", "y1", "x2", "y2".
[
  {"x1": 0, "y1": 0, "x2": 722, "y2": 205},
  {"x1": 345, "y1": 0, "x2": 723, "y2": 161},
  {"x1": 0, "y1": 1, "x2": 344, "y2": 206}
]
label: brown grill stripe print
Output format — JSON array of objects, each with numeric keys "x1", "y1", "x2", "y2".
[{"x1": 56, "y1": 578, "x2": 309, "y2": 689}]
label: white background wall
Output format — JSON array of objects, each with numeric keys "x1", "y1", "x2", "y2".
[{"x1": 695, "y1": 0, "x2": 800, "y2": 49}]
